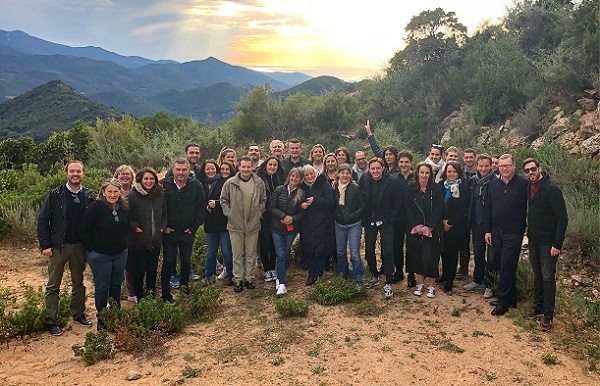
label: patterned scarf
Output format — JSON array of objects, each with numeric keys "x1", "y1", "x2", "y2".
[{"x1": 443, "y1": 179, "x2": 462, "y2": 203}]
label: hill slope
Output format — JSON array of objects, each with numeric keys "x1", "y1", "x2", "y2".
[{"x1": 275, "y1": 75, "x2": 348, "y2": 98}]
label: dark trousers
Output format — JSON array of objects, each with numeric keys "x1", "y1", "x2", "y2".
[
  {"x1": 528, "y1": 243, "x2": 557, "y2": 319},
  {"x1": 459, "y1": 230, "x2": 471, "y2": 271},
  {"x1": 492, "y1": 231, "x2": 523, "y2": 309},
  {"x1": 259, "y1": 224, "x2": 277, "y2": 271},
  {"x1": 379, "y1": 220, "x2": 406, "y2": 278},
  {"x1": 365, "y1": 222, "x2": 394, "y2": 284},
  {"x1": 161, "y1": 231, "x2": 195, "y2": 297},
  {"x1": 441, "y1": 247, "x2": 459, "y2": 284},
  {"x1": 130, "y1": 247, "x2": 160, "y2": 300},
  {"x1": 472, "y1": 224, "x2": 495, "y2": 285}
]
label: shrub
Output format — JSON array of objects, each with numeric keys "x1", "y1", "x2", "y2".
[
  {"x1": 72, "y1": 330, "x2": 115, "y2": 366},
  {"x1": 0, "y1": 216, "x2": 8, "y2": 241},
  {"x1": 101, "y1": 297, "x2": 187, "y2": 334},
  {"x1": 516, "y1": 257, "x2": 535, "y2": 302},
  {"x1": 274, "y1": 296, "x2": 309, "y2": 318},
  {"x1": 178, "y1": 283, "x2": 222, "y2": 321},
  {"x1": 307, "y1": 276, "x2": 358, "y2": 306},
  {"x1": 1, "y1": 202, "x2": 39, "y2": 237}
]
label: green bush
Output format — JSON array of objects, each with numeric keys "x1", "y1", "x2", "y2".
[
  {"x1": 516, "y1": 257, "x2": 535, "y2": 302},
  {"x1": 0, "y1": 216, "x2": 8, "y2": 241},
  {"x1": 178, "y1": 283, "x2": 222, "y2": 321},
  {"x1": 72, "y1": 330, "x2": 115, "y2": 366},
  {"x1": 307, "y1": 276, "x2": 358, "y2": 306},
  {"x1": 274, "y1": 296, "x2": 309, "y2": 318},
  {"x1": 101, "y1": 297, "x2": 187, "y2": 334}
]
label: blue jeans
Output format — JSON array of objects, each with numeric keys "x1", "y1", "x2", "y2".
[
  {"x1": 86, "y1": 249, "x2": 127, "y2": 320},
  {"x1": 161, "y1": 231, "x2": 195, "y2": 295},
  {"x1": 272, "y1": 232, "x2": 297, "y2": 285},
  {"x1": 335, "y1": 221, "x2": 364, "y2": 284},
  {"x1": 205, "y1": 232, "x2": 233, "y2": 281}
]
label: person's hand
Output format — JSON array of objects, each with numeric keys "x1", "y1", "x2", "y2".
[
  {"x1": 208, "y1": 200, "x2": 216, "y2": 209},
  {"x1": 165, "y1": 227, "x2": 174, "y2": 234},
  {"x1": 301, "y1": 202, "x2": 310, "y2": 209},
  {"x1": 485, "y1": 233, "x2": 492, "y2": 245},
  {"x1": 282, "y1": 215, "x2": 293, "y2": 225},
  {"x1": 364, "y1": 119, "x2": 372, "y2": 136},
  {"x1": 184, "y1": 228, "x2": 193, "y2": 234},
  {"x1": 443, "y1": 220, "x2": 452, "y2": 232},
  {"x1": 42, "y1": 248, "x2": 53, "y2": 257},
  {"x1": 551, "y1": 247, "x2": 561, "y2": 257},
  {"x1": 135, "y1": 227, "x2": 143, "y2": 233}
]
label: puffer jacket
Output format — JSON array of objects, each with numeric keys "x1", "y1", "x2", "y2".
[
  {"x1": 220, "y1": 172, "x2": 266, "y2": 233},
  {"x1": 334, "y1": 181, "x2": 365, "y2": 225},
  {"x1": 269, "y1": 183, "x2": 306, "y2": 234},
  {"x1": 127, "y1": 182, "x2": 168, "y2": 250}
]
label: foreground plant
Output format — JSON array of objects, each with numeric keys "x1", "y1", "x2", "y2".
[
  {"x1": 72, "y1": 330, "x2": 115, "y2": 366},
  {"x1": 307, "y1": 276, "x2": 358, "y2": 306}
]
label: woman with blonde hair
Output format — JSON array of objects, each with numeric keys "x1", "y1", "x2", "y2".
[
  {"x1": 114, "y1": 164, "x2": 137, "y2": 302},
  {"x1": 309, "y1": 144, "x2": 326, "y2": 173},
  {"x1": 217, "y1": 147, "x2": 237, "y2": 171},
  {"x1": 323, "y1": 153, "x2": 339, "y2": 186}
]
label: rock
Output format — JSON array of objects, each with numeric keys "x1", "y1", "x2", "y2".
[
  {"x1": 581, "y1": 134, "x2": 600, "y2": 156},
  {"x1": 553, "y1": 106, "x2": 562, "y2": 112},
  {"x1": 592, "y1": 289, "x2": 600, "y2": 299},
  {"x1": 572, "y1": 275, "x2": 581, "y2": 283},
  {"x1": 578, "y1": 98, "x2": 597, "y2": 112},
  {"x1": 126, "y1": 370, "x2": 142, "y2": 381},
  {"x1": 583, "y1": 89, "x2": 597, "y2": 97}
]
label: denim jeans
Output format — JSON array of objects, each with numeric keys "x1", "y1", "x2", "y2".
[
  {"x1": 161, "y1": 231, "x2": 195, "y2": 295},
  {"x1": 272, "y1": 231, "x2": 297, "y2": 285},
  {"x1": 334, "y1": 221, "x2": 364, "y2": 284},
  {"x1": 205, "y1": 232, "x2": 233, "y2": 281},
  {"x1": 528, "y1": 242, "x2": 557, "y2": 319},
  {"x1": 86, "y1": 249, "x2": 127, "y2": 320}
]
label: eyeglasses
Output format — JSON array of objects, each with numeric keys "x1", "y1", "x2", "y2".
[
  {"x1": 355, "y1": 157, "x2": 366, "y2": 161},
  {"x1": 523, "y1": 166, "x2": 538, "y2": 174},
  {"x1": 112, "y1": 210, "x2": 119, "y2": 222},
  {"x1": 498, "y1": 164, "x2": 513, "y2": 169},
  {"x1": 71, "y1": 193, "x2": 80, "y2": 204}
]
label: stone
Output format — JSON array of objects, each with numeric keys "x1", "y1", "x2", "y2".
[
  {"x1": 126, "y1": 370, "x2": 142, "y2": 381},
  {"x1": 581, "y1": 134, "x2": 600, "y2": 156},
  {"x1": 577, "y1": 98, "x2": 597, "y2": 112}
]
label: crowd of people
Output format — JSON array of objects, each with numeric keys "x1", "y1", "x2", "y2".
[{"x1": 36, "y1": 119, "x2": 568, "y2": 336}]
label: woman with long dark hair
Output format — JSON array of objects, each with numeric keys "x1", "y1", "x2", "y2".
[
  {"x1": 334, "y1": 146, "x2": 352, "y2": 167},
  {"x1": 127, "y1": 167, "x2": 167, "y2": 300},
  {"x1": 324, "y1": 153, "x2": 339, "y2": 186}
]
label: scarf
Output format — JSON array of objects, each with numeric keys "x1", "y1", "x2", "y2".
[
  {"x1": 473, "y1": 171, "x2": 495, "y2": 207},
  {"x1": 443, "y1": 179, "x2": 462, "y2": 203},
  {"x1": 425, "y1": 157, "x2": 446, "y2": 182},
  {"x1": 204, "y1": 173, "x2": 221, "y2": 186},
  {"x1": 338, "y1": 181, "x2": 349, "y2": 205}
]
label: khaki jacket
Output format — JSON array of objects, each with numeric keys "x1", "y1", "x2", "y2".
[{"x1": 220, "y1": 172, "x2": 266, "y2": 233}]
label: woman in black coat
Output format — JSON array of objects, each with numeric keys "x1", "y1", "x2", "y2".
[
  {"x1": 127, "y1": 167, "x2": 167, "y2": 300},
  {"x1": 405, "y1": 163, "x2": 445, "y2": 299},
  {"x1": 437, "y1": 162, "x2": 471, "y2": 292},
  {"x1": 300, "y1": 165, "x2": 335, "y2": 285}
]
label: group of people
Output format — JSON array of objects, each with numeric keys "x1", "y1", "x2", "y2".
[{"x1": 37, "y1": 120, "x2": 568, "y2": 336}]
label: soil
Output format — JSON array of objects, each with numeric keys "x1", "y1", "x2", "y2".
[{"x1": 0, "y1": 239, "x2": 597, "y2": 386}]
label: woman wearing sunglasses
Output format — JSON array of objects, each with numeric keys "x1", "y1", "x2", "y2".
[{"x1": 81, "y1": 178, "x2": 130, "y2": 331}]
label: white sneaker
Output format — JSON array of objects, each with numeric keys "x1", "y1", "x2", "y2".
[
  {"x1": 483, "y1": 287, "x2": 494, "y2": 299},
  {"x1": 275, "y1": 278, "x2": 280, "y2": 290},
  {"x1": 463, "y1": 281, "x2": 485, "y2": 291},
  {"x1": 413, "y1": 284, "x2": 424, "y2": 296},
  {"x1": 217, "y1": 267, "x2": 227, "y2": 280},
  {"x1": 264, "y1": 270, "x2": 271, "y2": 282},
  {"x1": 127, "y1": 296, "x2": 138, "y2": 304},
  {"x1": 383, "y1": 284, "x2": 393, "y2": 299},
  {"x1": 426, "y1": 286, "x2": 436, "y2": 298},
  {"x1": 276, "y1": 284, "x2": 287, "y2": 296}
]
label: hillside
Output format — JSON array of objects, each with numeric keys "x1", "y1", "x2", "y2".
[
  {"x1": 0, "y1": 80, "x2": 122, "y2": 142},
  {"x1": 274, "y1": 75, "x2": 348, "y2": 98}
]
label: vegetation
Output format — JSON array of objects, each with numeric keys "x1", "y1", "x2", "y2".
[
  {"x1": 72, "y1": 330, "x2": 115, "y2": 366},
  {"x1": 307, "y1": 276, "x2": 358, "y2": 306},
  {"x1": 274, "y1": 296, "x2": 309, "y2": 318}
]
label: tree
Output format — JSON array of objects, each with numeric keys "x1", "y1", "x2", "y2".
[
  {"x1": 0, "y1": 137, "x2": 35, "y2": 169},
  {"x1": 232, "y1": 83, "x2": 278, "y2": 141}
]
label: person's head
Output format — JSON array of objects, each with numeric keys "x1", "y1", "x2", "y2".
[
  {"x1": 114, "y1": 164, "x2": 135, "y2": 187},
  {"x1": 429, "y1": 145, "x2": 443, "y2": 164},
  {"x1": 415, "y1": 162, "x2": 434, "y2": 185},
  {"x1": 288, "y1": 139, "x2": 302, "y2": 159},
  {"x1": 476, "y1": 153, "x2": 492, "y2": 177},
  {"x1": 287, "y1": 167, "x2": 304, "y2": 188},
  {"x1": 185, "y1": 143, "x2": 201, "y2": 166},
  {"x1": 382, "y1": 146, "x2": 399, "y2": 170},
  {"x1": 98, "y1": 178, "x2": 128, "y2": 210},
  {"x1": 334, "y1": 146, "x2": 351, "y2": 165},
  {"x1": 522, "y1": 157, "x2": 542, "y2": 182},
  {"x1": 463, "y1": 148, "x2": 476, "y2": 168},
  {"x1": 201, "y1": 159, "x2": 218, "y2": 180},
  {"x1": 258, "y1": 156, "x2": 284, "y2": 178},
  {"x1": 310, "y1": 144, "x2": 326, "y2": 163},
  {"x1": 337, "y1": 163, "x2": 352, "y2": 184},
  {"x1": 238, "y1": 156, "x2": 253, "y2": 179},
  {"x1": 218, "y1": 147, "x2": 237, "y2": 167},
  {"x1": 172, "y1": 157, "x2": 191, "y2": 184},
  {"x1": 324, "y1": 153, "x2": 338, "y2": 172},
  {"x1": 270, "y1": 139, "x2": 284, "y2": 158},
  {"x1": 445, "y1": 146, "x2": 459, "y2": 162},
  {"x1": 220, "y1": 161, "x2": 234, "y2": 179},
  {"x1": 247, "y1": 144, "x2": 260, "y2": 161},
  {"x1": 397, "y1": 150, "x2": 413, "y2": 174},
  {"x1": 354, "y1": 151, "x2": 367, "y2": 170},
  {"x1": 65, "y1": 160, "x2": 85, "y2": 187},
  {"x1": 368, "y1": 158, "x2": 385, "y2": 180},
  {"x1": 302, "y1": 164, "x2": 319, "y2": 185},
  {"x1": 491, "y1": 155, "x2": 500, "y2": 171},
  {"x1": 135, "y1": 167, "x2": 159, "y2": 193},
  {"x1": 498, "y1": 154, "x2": 516, "y2": 180},
  {"x1": 442, "y1": 161, "x2": 466, "y2": 182}
]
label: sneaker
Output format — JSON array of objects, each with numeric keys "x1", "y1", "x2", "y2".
[
  {"x1": 245, "y1": 281, "x2": 256, "y2": 290},
  {"x1": 189, "y1": 271, "x2": 200, "y2": 281},
  {"x1": 383, "y1": 284, "x2": 393, "y2": 299},
  {"x1": 47, "y1": 324, "x2": 63, "y2": 336},
  {"x1": 170, "y1": 275, "x2": 180, "y2": 289},
  {"x1": 364, "y1": 277, "x2": 379, "y2": 289},
  {"x1": 216, "y1": 261, "x2": 224, "y2": 271},
  {"x1": 426, "y1": 286, "x2": 436, "y2": 298},
  {"x1": 217, "y1": 268, "x2": 227, "y2": 280},
  {"x1": 275, "y1": 278, "x2": 280, "y2": 290},
  {"x1": 463, "y1": 282, "x2": 485, "y2": 291},
  {"x1": 276, "y1": 284, "x2": 287, "y2": 296},
  {"x1": 483, "y1": 287, "x2": 494, "y2": 299},
  {"x1": 264, "y1": 270, "x2": 272, "y2": 282},
  {"x1": 525, "y1": 308, "x2": 544, "y2": 319},
  {"x1": 73, "y1": 315, "x2": 93, "y2": 327},
  {"x1": 355, "y1": 284, "x2": 363, "y2": 292},
  {"x1": 413, "y1": 284, "x2": 424, "y2": 296},
  {"x1": 540, "y1": 317, "x2": 553, "y2": 332},
  {"x1": 233, "y1": 281, "x2": 243, "y2": 293},
  {"x1": 127, "y1": 296, "x2": 138, "y2": 304}
]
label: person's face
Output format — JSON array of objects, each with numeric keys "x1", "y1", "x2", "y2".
[
  {"x1": 325, "y1": 156, "x2": 337, "y2": 172},
  {"x1": 204, "y1": 163, "x2": 217, "y2": 179},
  {"x1": 271, "y1": 141, "x2": 284, "y2": 158},
  {"x1": 66, "y1": 162, "x2": 84, "y2": 186},
  {"x1": 224, "y1": 151, "x2": 236, "y2": 165},
  {"x1": 355, "y1": 152, "x2": 367, "y2": 169},
  {"x1": 398, "y1": 157, "x2": 412, "y2": 173},
  {"x1": 185, "y1": 146, "x2": 201, "y2": 165},
  {"x1": 304, "y1": 170, "x2": 316, "y2": 184},
  {"x1": 239, "y1": 160, "x2": 253, "y2": 179},
  {"x1": 446, "y1": 151, "x2": 459, "y2": 162},
  {"x1": 492, "y1": 157, "x2": 499, "y2": 171},
  {"x1": 265, "y1": 159, "x2": 278, "y2": 176},
  {"x1": 117, "y1": 169, "x2": 132, "y2": 185},
  {"x1": 248, "y1": 146, "x2": 260, "y2": 161},
  {"x1": 288, "y1": 173, "x2": 301, "y2": 188},
  {"x1": 336, "y1": 151, "x2": 347, "y2": 165},
  {"x1": 477, "y1": 159, "x2": 492, "y2": 177},
  {"x1": 173, "y1": 163, "x2": 190, "y2": 184},
  {"x1": 288, "y1": 143, "x2": 301, "y2": 158},
  {"x1": 463, "y1": 152, "x2": 475, "y2": 167},
  {"x1": 446, "y1": 166, "x2": 459, "y2": 181},
  {"x1": 384, "y1": 150, "x2": 396, "y2": 167},
  {"x1": 498, "y1": 158, "x2": 516, "y2": 180},
  {"x1": 104, "y1": 184, "x2": 121, "y2": 205},
  {"x1": 418, "y1": 166, "x2": 431, "y2": 184},
  {"x1": 429, "y1": 149, "x2": 442, "y2": 163},
  {"x1": 523, "y1": 162, "x2": 542, "y2": 182},
  {"x1": 220, "y1": 164, "x2": 231, "y2": 178},
  {"x1": 312, "y1": 147, "x2": 324, "y2": 162},
  {"x1": 369, "y1": 162, "x2": 383, "y2": 180},
  {"x1": 338, "y1": 169, "x2": 351, "y2": 184}
]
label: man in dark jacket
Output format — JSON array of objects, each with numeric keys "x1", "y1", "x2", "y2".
[
  {"x1": 484, "y1": 154, "x2": 528, "y2": 316},
  {"x1": 37, "y1": 160, "x2": 95, "y2": 336},
  {"x1": 165, "y1": 143, "x2": 203, "y2": 180},
  {"x1": 281, "y1": 138, "x2": 311, "y2": 173},
  {"x1": 159, "y1": 158, "x2": 205, "y2": 303},
  {"x1": 522, "y1": 158, "x2": 568, "y2": 332}
]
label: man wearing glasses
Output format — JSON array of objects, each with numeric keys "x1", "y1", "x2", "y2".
[
  {"x1": 522, "y1": 158, "x2": 567, "y2": 332},
  {"x1": 351, "y1": 151, "x2": 369, "y2": 181},
  {"x1": 37, "y1": 160, "x2": 96, "y2": 336}
]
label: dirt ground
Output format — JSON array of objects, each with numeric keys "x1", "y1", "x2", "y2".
[{"x1": 0, "y1": 239, "x2": 597, "y2": 386}]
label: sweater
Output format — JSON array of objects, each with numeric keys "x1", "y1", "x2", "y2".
[
  {"x1": 81, "y1": 200, "x2": 129, "y2": 255},
  {"x1": 483, "y1": 174, "x2": 528, "y2": 235}
]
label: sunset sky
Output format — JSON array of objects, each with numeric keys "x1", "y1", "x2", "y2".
[{"x1": 0, "y1": 0, "x2": 515, "y2": 80}]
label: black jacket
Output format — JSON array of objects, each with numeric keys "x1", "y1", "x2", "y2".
[
  {"x1": 527, "y1": 173, "x2": 568, "y2": 250},
  {"x1": 159, "y1": 176, "x2": 206, "y2": 234},
  {"x1": 127, "y1": 183, "x2": 168, "y2": 250},
  {"x1": 405, "y1": 180, "x2": 445, "y2": 250},
  {"x1": 484, "y1": 174, "x2": 528, "y2": 235},
  {"x1": 81, "y1": 200, "x2": 130, "y2": 255},
  {"x1": 439, "y1": 180, "x2": 471, "y2": 250},
  {"x1": 203, "y1": 177, "x2": 228, "y2": 233},
  {"x1": 357, "y1": 172, "x2": 402, "y2": 225},
  {"x1": 334, "y1": 181, "x2": 365, "y2": 225},
  {"x1": 300, "y1": 174, "x2": 335, "y2": 255},
  {"x1": 281, "y1": 156, "x2": 311, "y2": 173},
  {"x1": 37, "y1": 184, "x2": 95, "y2": 250},
  {"x1": 269, "y1": 184, "x2": 306, "y2": 234}
]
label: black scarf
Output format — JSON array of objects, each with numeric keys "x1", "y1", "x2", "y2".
[{"x1": 473, "y1": 171, "x2": 495, "y2": 207}]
